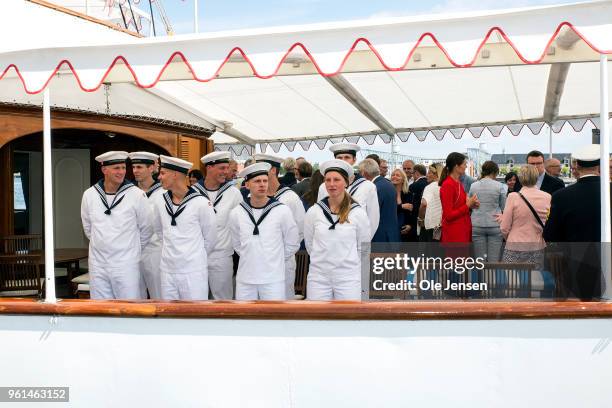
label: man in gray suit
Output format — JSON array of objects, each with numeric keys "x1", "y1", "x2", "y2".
[{"x1": 291, "y1": 160, "x2": 313, "y2": 198}]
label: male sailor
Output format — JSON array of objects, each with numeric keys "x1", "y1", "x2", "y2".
[
  {"x1": 317, "y1": 143, "x2": 379, "y2": 239},
  {"x1": 193, "y1": 151, "x2": 243, "y2": 299},
  {"x1": 253, "y1": 153, "x2": 306, "y2": 299},
  {"x1": 154, "y1": 155, "x2": 217, "y2": 300},
  {"x1": 80, "y1": 151, "x2": 153, "y2": 299},
  {"x1": 129, "y1": 151, "x2": 164, "y2": 299},
  {"x1": 229, "y1": 163, "x2": 300, "y2": 300}
]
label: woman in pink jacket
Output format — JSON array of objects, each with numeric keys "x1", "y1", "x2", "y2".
[{"x1": 498, "y1": 165, "x2": 551, "y2": 269}]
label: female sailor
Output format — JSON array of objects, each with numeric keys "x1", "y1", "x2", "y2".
[
  {"x1": 229, "y1": 163, "x2": 300, "y2": 300},
  {"x1": 317, "y1": 143, "x2": 379, "y2": 239},
  {"x1": 304, "y1": 159, "x2": 371, "y2": 300}
]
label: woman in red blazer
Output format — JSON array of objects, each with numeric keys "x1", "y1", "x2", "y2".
[{"x1": 439, "y1": 153, "x2": 480, "y2": 242}]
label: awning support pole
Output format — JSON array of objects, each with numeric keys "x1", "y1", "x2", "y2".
[
  {"x1": 43, "y1": 88, "x2": 57, "y2": 303},
  {"x1": 549, "y1": 124, "x2": 553, "y2": 159},
  {"x1": 599, "y1": 54, "x2": 611, "y2": 299}
]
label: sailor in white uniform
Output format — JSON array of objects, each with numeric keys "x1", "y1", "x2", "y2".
[
  {"x1": 229, "y1": 163, "x2": 300, "y2": 300},
  {"x1": 129, "y1": 151, "x2": 164, "y2": 299},
  {"x1": 153, "y1": 155, "x2": 217, "y2": 300},
  {"x1": 305, "y1": 160, "x2": 371, "y2": 300},
  {"x1": 317, "y1": 143, "x2": 379, "y2": 239},
  {"x1": 253, "y1": 153, "x2": 306, "y2": 299},
  {"x1": 193, "y1": 151, "x2": 243, "y2": 299},
  {"x1": 80, "y1": 151, "x2": 153, "y2": 299}
]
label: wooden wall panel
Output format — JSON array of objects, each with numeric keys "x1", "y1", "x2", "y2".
[
  {"x1": 0, "y1": 106, "x2": 213, "y2": 155},
  {"x1": 178, "y1": 135, "x2": 213, "y2": 173}
]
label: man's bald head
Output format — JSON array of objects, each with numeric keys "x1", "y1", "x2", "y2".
[{"x1": 545, "y1": 158, "x2": 562, "y2": 177}]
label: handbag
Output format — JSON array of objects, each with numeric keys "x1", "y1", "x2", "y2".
[{"x1": 517, "y1": 192, "x2": 545, "y2": 229}]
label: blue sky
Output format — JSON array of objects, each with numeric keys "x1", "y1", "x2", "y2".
[
  {"x1": 162, "y1": 0, "x2": 576, "y2": 34},
  {"x1": 155, "y1": 0, "x2": 596, "y2": 162}
]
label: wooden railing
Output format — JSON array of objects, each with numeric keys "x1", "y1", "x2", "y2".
[{"x1": 0, "y1": 299, "x2": 611, "y2": 319}]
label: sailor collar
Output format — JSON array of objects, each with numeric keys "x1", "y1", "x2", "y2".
[
  {"x1": 274, "y1": 185, "x2": 293, "y2": 200},
  {"x1": 163, "y1": 186, "x2": 201, "y2": 226},
  {"x1": 194, "y1": 180, "x2": 234, "y2": 211},
  {"x1": 239, "y1": 197, "x2": 283, "y2": 235},
  {"x1": 93, "y1": 179, "x2": 135, "y2": 215},
  {"x1": 316, "y1": 197, "x2": 360, "y2": 230},
  {"x1": 145, "y1": 181, "x2": 162, "y2": 198}
]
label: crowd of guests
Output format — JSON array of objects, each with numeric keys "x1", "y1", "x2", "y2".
[{"x1": 81, "y1": 142, "x2": 606, "y2": 304}]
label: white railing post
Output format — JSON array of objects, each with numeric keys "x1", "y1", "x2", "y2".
[
  {"x1": 43, "y1": 88, "x2": 57, "y2": 303},
  {"x1": 599, "y1": 54, "x2": 612, "y2": 299}
]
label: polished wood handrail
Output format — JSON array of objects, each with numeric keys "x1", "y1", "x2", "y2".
[{"x1": 1, "y1": 299, "x2": 612, "y2": 320}]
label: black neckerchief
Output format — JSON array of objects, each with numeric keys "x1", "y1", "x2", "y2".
[
  {"x1": 146, "y1": 182, "x2": 162, "y2": 198},
  {"x1": 93, "y1": 179, "x2": 134, "y2": 215},
  {"x1": 239, "y1": 197, "x2": 283, "y2": 235},
  {"x1": 194, "y1": 180, "x2": 234, "y2": 213},
  {"x1": 316, "y1": 197, "x2": 360, "y2": 230},
  {"x1": 163, "y1": 187, "x2": 201, "y2": 226}
]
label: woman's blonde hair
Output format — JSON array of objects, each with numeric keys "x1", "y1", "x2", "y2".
[
  {"x1": 429, "y1": 163, "x2": 443, "y2": 180},
  {"x1": 337, "y1": 191, "x2": 356, "y2": 224},
  {"x1": 392, "y1": 169, "x2": 409, "y2": 194},
  {"x1": 518, "y1": 164, "x2": 539, "y2": 187}
]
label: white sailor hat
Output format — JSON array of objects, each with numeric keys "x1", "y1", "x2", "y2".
[
  {"x1": 329, "y1": 142, "x2": 360, "y2": 157},
  {"x1": 201, "y1": 151, "x2": 231, "y2": 166},
  {"x1": 319, "y1": 159, "x2": 354, "y2": 180},
  {"x1": 239, "y1": 162, "x2": 271, "y2": 181},
  {"x1": 128, "y1": 151, "x2": 158, "y2": 165},
  {"x1": 159, "y1": 155, "x2": 193, "y2": 174},
  {"x1": 253, "y1": 153, "x2": 283, "y2": 168},
  {"x1": 573, "y1": 144, "x2": 600, "y2": 167},
  {"x1": 95, "y1": 151, "x2": 129, "y2": 166}
]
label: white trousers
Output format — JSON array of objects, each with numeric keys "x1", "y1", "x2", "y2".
[
  {"x1": 140, "y1": 246, "x2": 162, "y2": 299},
  {"x1": 236, "y1": 281, "x2": 286, "y2": 300},
  {"x1": 208, "y1": 255, "x2": 234, "y2": 300},
  {"x1": 161, "y1": 271, "x2": 209, "y2": 300},
  {"x1": 90, "y1": 264, "x2": 141, "y2": 300},
  {"x1": 284, "y1": 256, "x2": 296, "y2": 299},
  {"x1": 307, "y1": 279, "x2": 361, "y2": 301}
]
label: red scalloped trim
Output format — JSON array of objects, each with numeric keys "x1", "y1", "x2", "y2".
[{"x1": 1, "y1": 21, "x2": 610, "y2": 95}]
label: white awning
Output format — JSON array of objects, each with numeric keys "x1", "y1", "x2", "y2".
[{"x1": 1, "y1": 0, "x2": 611, "y2": 149}]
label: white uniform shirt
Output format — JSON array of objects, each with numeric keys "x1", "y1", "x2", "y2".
[
  {"x1": 153, "y1": 187, "x2": 217, "y2": 274},
  {"x1": 275, "y1": 186, "x2": 305, "y2": 241},
  {"x1": 81, "y1": 180, "x2": 153, "y2": 268},
  {"x1": 422, "y1": 182, "x2": 442, "y2": 230},
  {"x1": 143, "y1": 182, "x2": 164, "y2": 251},
  {"x1": 194, "y1": 181, "x2": 243, "y2": 258},
  {"x1": 230, "y1": 198, "x2": 300, "y2": 284},
  {"x1": 304, "y1": 199, "x2": 371, "y2": 282},
  {"x1": 318, "y1": 176, "x2": 379, "y2": 239}
]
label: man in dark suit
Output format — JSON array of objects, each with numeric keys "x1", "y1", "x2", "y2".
[
  {"x1": 291, "y1": 160, "x2": 313, "y2": 198},
  {"x1": 544, "y1": 144, "x2": 604, "y2": 300},
  {"x1": 279, "y1": 157, "x2": 297, "y2": 188},
  {"x1": 360, "y1": 158, "x2": 400, "y2": 242},
  {"x1": 526, "y1": 150, "x2": 565, "y2": 195},
  {"x1": 408, "y1": 164, "x2": 428, "y2": 241}
]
